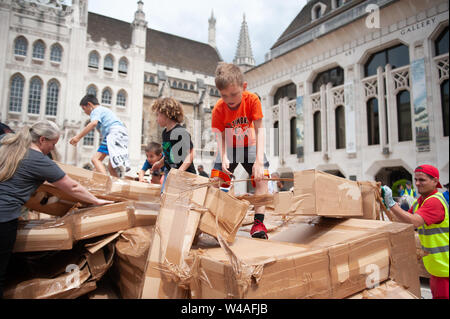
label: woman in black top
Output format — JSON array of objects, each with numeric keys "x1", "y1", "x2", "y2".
[{"x1": 0, "y1": 120, "x2": 112, "y2": 298}]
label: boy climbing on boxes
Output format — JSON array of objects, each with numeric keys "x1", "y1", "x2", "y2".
[
  {"x1": 211, "y1": 62, "x2": 270, "y2": 239},
  {"x1": 70, "y1": 94, "x2": 130, "y2": 177}
]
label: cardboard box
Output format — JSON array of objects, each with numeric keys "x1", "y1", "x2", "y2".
[
  {"x1": 188, "y1": 218, "x2": 420, "y2": 299},
  {"x1": 356, "y1": 181, "x2": 383, "y2": 220},
  {"x1": 13, "y1": 219, "x2": 74, "y2": 252},
  {"x1": 56, "y1": 162, "x2": 110, "y2": 194},
  {"x1": 13, "y1": 201, "x2": 159, "y2": 253},
  {"x1": 347, "y1": 280, "x2": 418, "y2": 299},
  {"x1": 141, "y1": 169, "x2": 206, "y2": 299},
  {"x1": 24, "y1": 183, "x2": 89, "y2": 217},
  {"x1": 188, "y1": 236, "x2": 331, "y2": 299},
  {"x1": 292, "y1": 169, "x2": 363, "y2": 217},
  {"x1": 298, "y1": 218, "x2": 421, "y2": 298},
  {"x1": 108, "y1": 177, "x2": 161, "y2": 202},
  {"x1": 5, "y1": 239, "x2": 115, "y2": 299},
  {"x1": 200, "y1": 186, "x2": 250, "y2": 244},
  {"x1": 273, "y1": 191, "x2": 294, "y2": 215},
  {"x1": 415, "y1": 232, "x2": 430, "y2": 278},
  {"x1": 56, "y1": 162, "x2": 161, "y2": 202},
  {"x1": 113, "y1": 226, "x2": 155, "y2": 299}
]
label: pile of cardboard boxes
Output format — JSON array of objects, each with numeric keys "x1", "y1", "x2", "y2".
[{"x1": 4, "y1": 164, "x2": 421, "y2": 299}]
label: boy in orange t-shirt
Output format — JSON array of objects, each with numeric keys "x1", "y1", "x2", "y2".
[{"x1": 211, "y1": 62, "x2": 270, "y2": 239}]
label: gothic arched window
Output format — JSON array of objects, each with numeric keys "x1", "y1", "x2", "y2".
[
  {"x1": 119, "y1": 57, "x2": 128, "y2": 74},
  {"x1": 117, "y1": 90, "x2": 127, "y2": 107},
  {"x1": 50, "y1": 44, "x2": 62, "y2": 62},
  {"x1": 364, "y1": 44, "x2": 409, "y2": 77},
  {"x1": 46, "y1": 80, "x2": 59, "y2": 116},
  {"x1": 367, "y1": 98, "x2": 380, "y2": 145},
  {"x1": 396, "y1": 90, "x2": 412, "y2": 142},
  {"x1": 335, "y1": 105, "x2": 346, "y2": 149},
  {"x1": 274, "y1": 83, "x2": 296, "y2": 105},
  {"x1": 87, "y1": 85, "x2": 97, "y2": 97},
  {"x1": 104, "y1": 55, "x2": 114, "y2": 71},
  {"x1": 9, "y1": 74, "x2": 25, "y2": 112},
  {"x1": 88, "y1": 51, "x2": 99, "y2": 68},
  {"x1": 32, "y1": 40, "x2": 45, "y2": 60},
  {"x1": 313, "y1": 67, "x2": 344, "y2": 93},
  {"x1": 28, "y1": 77, "x2": 43, "y2": 114},
  {"x1": 313, "y1": 111, "x2": 322, "y2": 152},
  {"x1": 14, "y1": 36, "x2": 28, "y2": 56},
  {"x1": 102, "y1": 88, "x2": 112, "y2": 105}
]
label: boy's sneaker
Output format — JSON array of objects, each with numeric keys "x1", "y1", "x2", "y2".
[{"x1": 250, "y1": 220, "x2": 268, "y2": 239}]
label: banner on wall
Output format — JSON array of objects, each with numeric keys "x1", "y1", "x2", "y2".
[
  {"x1": 296, "y1": 96, "x2": 305, "y2": 161},
  {"x1": 410, "y1": 58, "x2": 430, "y2": 152},
  {"x1": 344, "y1": 81, "x2": 357, "y2": 154}
]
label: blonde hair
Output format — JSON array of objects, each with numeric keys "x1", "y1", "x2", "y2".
[
  {"x1": 0, "y1": 120, "x2": 60, "y2": 182},
  {"x1": 151, "y1": 97, "x2": 184, "y2": 123},
  {"x1": 214, "y1": 62, "x2": 244, "y2": 90}
]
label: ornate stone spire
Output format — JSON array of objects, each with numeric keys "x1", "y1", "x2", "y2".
[
  {"x1": 132, "y1": 0, "x2": 147, "y2": 29},
  {"x1": 233, "y1": 13, "x2": 255, "y2": 72},
  {"x1": 208, "y1": 10, "x2": 217, "y2": 49}
]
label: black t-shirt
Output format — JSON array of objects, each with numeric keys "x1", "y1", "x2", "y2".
[
  {"x1": 0, "y1": 149, "x2": 66, "y2": 222},
  {"x1": 162, "y1": 124, "x2": 196, "y2": 174}
]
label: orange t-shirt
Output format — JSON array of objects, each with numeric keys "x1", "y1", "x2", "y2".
[{"x1": 211, "y1": 91, "x2": 263, "y2": 148}]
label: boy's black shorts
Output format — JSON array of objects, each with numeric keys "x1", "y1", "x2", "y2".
[{"x1": 213, "y1": 146, "x2": 270, "y2": 176}]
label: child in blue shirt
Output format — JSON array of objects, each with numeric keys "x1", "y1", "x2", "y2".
[
  {"x1": 138, "y1": 142, "x2": 163, "y2": 184},
  {"x1": 70, "y1": 94, "x2": 130, "y2": 177}
]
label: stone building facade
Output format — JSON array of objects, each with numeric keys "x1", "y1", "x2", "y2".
[
  {"x1": 245, "y1": 0, "x2": 449, "y2": 188},
  {"x1": 0, "y1": 0, "x2": 223, "y2": 176}
]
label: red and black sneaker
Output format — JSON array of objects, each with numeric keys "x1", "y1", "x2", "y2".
[{"x1": 250, "y1": 220, "x2": 268, "y2": 239}]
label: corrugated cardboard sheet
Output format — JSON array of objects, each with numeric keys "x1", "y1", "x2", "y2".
[
  {"x1": 56, "y1": 162, "x2": 161, "y2": 202},
  {"x1": 292, "y1": 170, "x2": 363, "y2": 217},
  {"x1": 13, "y1": 201, "x2": 159, "y2": 253},
  {"x1": 187, "y1": 218, "x2": 420, "y2": 299},
  {"x1": 4, "y1": 241, "x2": 115, "y2": 299},
  {"x1": 140, "y1": 169, "x2": 206, "y2": 299},
  {"x1": 113, "y1": 226, "x2": 155, "y2": 299}
]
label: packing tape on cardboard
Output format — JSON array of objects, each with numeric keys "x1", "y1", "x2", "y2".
[{"x1": 213, "y1": 207, "x2": 267, "y2": 298}]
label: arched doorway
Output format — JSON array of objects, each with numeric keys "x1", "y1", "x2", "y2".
[{"x1": 374, "y1": 166, "x2": 412, "y2": 189}]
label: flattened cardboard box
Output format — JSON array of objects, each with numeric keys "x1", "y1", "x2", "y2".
[
  {"x1": 24, "y1": 183, "x2": 90, "y2": 217},
  {"x1": 188, "y1": 237, "x2": 331, "y2": 299},
  {"x1": 200, "y1": 186, "x2": 250, "y2": 244},
  {"x1": 292, "y1": 169, "x2": 363, "y2": 217},
  {"x1": 188, "y1": 218, "x2": 420, "y2": 299},
  {"x1": 141, "y1": 169, "x2": 207, "y2": 299},
  {"x1": 113, "y1": 226, "x2": 155, "y2": 299},
  {"x1": 13, "y1": 201, "x2": 159, "y2": 253},
  {"x1": 5, "y1": 240, "x2": 115, "y2": 299},
  {"x1": 273, "y1": 218, "x2": 421, "y2": 298}
]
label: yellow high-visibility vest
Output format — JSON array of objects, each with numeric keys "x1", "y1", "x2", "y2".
[{"x1": 412, "y1": 192, "x2": 449, "y2": 277}]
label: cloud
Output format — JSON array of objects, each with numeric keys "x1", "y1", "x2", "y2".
[{"x1": 88, "y1": 0, "x2": 305, "y2": 65}]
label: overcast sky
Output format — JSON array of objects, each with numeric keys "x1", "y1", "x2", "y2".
[{"x1": 87, "y1": 0, "x2": 307, "y2": 66}]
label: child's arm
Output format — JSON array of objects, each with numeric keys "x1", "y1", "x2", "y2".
[
  {"x1": 253, "y1": 119, "x2": 265, "y2": 181},
  {"x1": 138, "y1": 169, "x2": 146, "y2": 183},
  {"x1": 151, "y1": 156, "x2": 165, "y2": 172},
  {"x1": 69, "y1": 120, "x2": 98, "y2": 146},
  {"x1": 216, "y1": 131, "x2": 232, "y2": 175},
  {"x1": 179, "y1": 148, "x2": 195, "y2": 172}
]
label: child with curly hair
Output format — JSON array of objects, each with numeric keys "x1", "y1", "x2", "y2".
[{"x1": 150, "y1": 97, "x2": 196, "y2": 191}]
